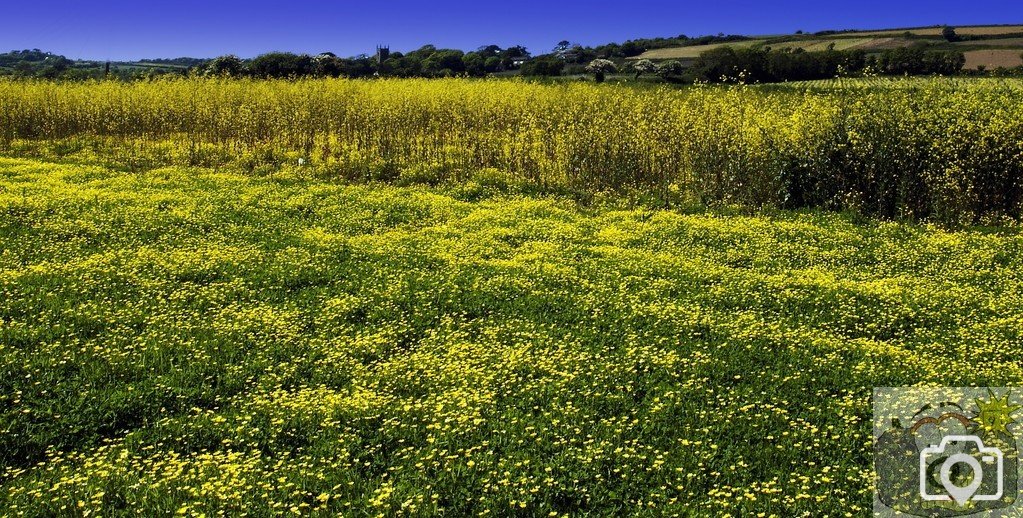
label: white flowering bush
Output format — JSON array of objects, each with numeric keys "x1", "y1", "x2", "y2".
[
  {"x1": 631, "y1": 58, "x2": 657, "y2": 78},
  {"x1": 585, "y1": 59, "x2": 617, "y2": 82}
]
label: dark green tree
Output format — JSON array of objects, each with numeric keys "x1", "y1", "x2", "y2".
[
  {"x1": 422, "y1": 49, "x2": 465, "y2": 76},
  {"x1": 942, "y1": 26, "x2": 958, "y2": 42},
  {"x1": 519, "y1": 56, "x2": 564, "y2": 76},
  {"x1": 462, "y1": 52, "x2": 486, "y2": 76},
  {"x1": 655, "y1": 60, "x2": 684, "y2": 81},
  {"x1": 205, "y1": 55, "x2": 245, "y2": 77},
  {"x1": 248, "y1": 52, "x2": 314, "y2": 78}
]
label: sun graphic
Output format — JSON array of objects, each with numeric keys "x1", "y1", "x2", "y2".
[{"x1": 974, "y1": 389, "x2": 1021, "y2": 436}]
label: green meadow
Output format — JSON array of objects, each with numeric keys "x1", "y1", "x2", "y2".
[{"x1": 3, "y1": 156, "x2": 1023, "y2": 515}]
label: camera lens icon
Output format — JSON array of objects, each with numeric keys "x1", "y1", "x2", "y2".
[{"x1": 920, "y1": 435, "x2": 1004, "y2": 505}]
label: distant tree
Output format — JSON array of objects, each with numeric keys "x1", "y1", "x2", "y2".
[
  {"x1": 499, "y1": 45, "x2": 530, "y2": 70},
  {"x1": 553, "y1": 41, "x2": 588, "y2": 62},
  {"x1": 690, "y1": 47, "x2": 768, "y2": 82},
  {"x1": 501, "y1": 46, "x2": 529, "y2": 58},
  {"x1": 484, "y1": 56, "x2": 502, "y2": 72},
  {"x1": 874, "y1": 47, "x2": 964, "y2": 76},
  {"x1": 595, "y1": 43, "x2": 619, "y2": 59},
  {"x1": 942, "y1": 26, "x2": 958, "y2": 42},
  {"x1": 619, "y1": 41, "x2": 644, "y2": 57},
  {"x1": 655, "y1": 60, "x2": 685, "y2": 80},
  {"x1": 462, "y1": 52, "x2": 486, "y2": 76},
  {"x1": 313, "y1": 53, "x2": 344, "y2": 77},
  {"x1": 477, "y1": 45, "x2": 503, "y2": 58},
  {"x1": 519, "y1": 56, "x2": 564, "y2": 76},
  {"x1": 41, "y1": 54, "x2": 73, "y2": 74},
  {"x1": 406, "y1": 45, "x2": 437, "y2": 61},
  {"x1": 249, "y1": 52, "x2": 313, "y2": 78},
  {"x1": 875, "y1": 47, "x2": 926, "y2": 75},
  {"x1": 341, "y1": 56, "x2": 376, "y2": 78},
  {"x1": 631, "y1": 59, "x2": 657, "y2": 79},
  {"x1": 14, "y1": 61, "x2": 34, "y2": 76},
  {"x1": 422, "y1": 49, "x2": 465, "y2": 76},
  {"x1": 922, "y1": 50, "x2": 965, "y2": 75},
  {"x1": 381, "y1": 54, "x2": 418, "y2": 77},
  {"x1": 205, "y1": 55, "x2": 245, "y2": 77},
  {"x1": 585, "y1": 58, "x2": 617, "y2": 82}
]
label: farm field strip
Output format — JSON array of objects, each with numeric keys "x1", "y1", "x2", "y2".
[
  {"x1": 631, "y1": 25, "x2": 1023, "y2": 67},
  {"x1": 963, "y1": 49, "x2": 1023, "y2": 69},
  {"x1": 768, "y1": 76, "x2": 1023, "y2": 89},
  {"x1": 842, "y1": 25, "x2": 1023, "y2": 37},
  {"x1": 632, "y1": 40, "x2": 767, "y2": 60},
  {"x1": 766, "y1": 37, "x2": 878, "y2": 52}
]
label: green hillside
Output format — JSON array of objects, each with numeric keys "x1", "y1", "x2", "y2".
[{"x1": 632, "y1": 24, "x2": 1023, "y2": 70}]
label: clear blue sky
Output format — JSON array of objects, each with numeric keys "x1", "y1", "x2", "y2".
[{"x1": 4, "y1": 0, "x2": 1022, "y2": 60}]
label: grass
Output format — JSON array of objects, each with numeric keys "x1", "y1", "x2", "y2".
[
  {"x1": 632, "y1": 40, "x2": 766, "y2": 60},
  {"x1": 631, "y1": 24, "x2": 1023, "y2": 63},
  {"x1": 760, "y1": 37, "x2": 878, "y2": 52},
  {"x1": 842, "y1": 25, "x2": 1023, "y2": 37},
  {"x1": 3, "y1": 155, "x2": 1023, "y2": 515},
  {"x1": 957, "y1": 37, "x2": 1023, "y2": 47}
]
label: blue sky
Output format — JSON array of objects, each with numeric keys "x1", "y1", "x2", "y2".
[{"x1": 4, "y1": 1, "x2": 1022, "y2": 60}]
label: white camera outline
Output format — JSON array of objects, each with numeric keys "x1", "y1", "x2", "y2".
[{"x1": 920, "y1": 435, "x2": 1004, "y2": 502}]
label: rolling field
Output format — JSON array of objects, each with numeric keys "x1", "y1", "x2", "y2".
[
  {"x1": 2, "y1": 77, "x2": 1023, "y2": 515},
  {"x1": 632, "y1": 40, "x2": 766, "y2": 60},
  {"x1": 844, "y1": 25, "x2": 1023, "y2": 37},
  {"x1": 957, "y1": 37, "x2": 1023, "y2": 47},
  {"x1": 3, "y1": 156, "x2": 1023, "y2": 515},
  {"x1": 766, "y1": 37, "x2": 877, "y2": 52},
  {"x1": 634, "y1": 36, "x2": 882, "y2": 60},
  {"x1": 632, "y1": 24, "x2": 1023, "y2": 65},
  {"x1": 964, "y1": 49, "x2": 1023, "y2": 69}
]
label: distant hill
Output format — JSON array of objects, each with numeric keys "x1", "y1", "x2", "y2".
[
  {"x1": 134, "y1": 57, "x2": 208, "y2": 68},
  {"x1": 631, "y1": 24, "x2": 1023, "y2": 70},
  {"x1": 0, "y1": 49, "x2": 204, "y2": 79}
]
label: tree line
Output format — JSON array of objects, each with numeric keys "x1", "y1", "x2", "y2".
[
  {"x1": 685, "y1": 45, "x2": 969, "y2": 83},
  {"x1": 204, "y1": 44, "x2": 533, "y2": 78},
  {"x1": 5, "y1": 34, "x2": 1020, "y2": 83},
  {"x1": 200, "y1": 35, "x2": 761, "y2": 79},
  {"x1": 203, "y1": 43, "x2": 979, "y2": 84}
]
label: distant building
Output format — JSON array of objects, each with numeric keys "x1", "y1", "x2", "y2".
[
  {"x1": 510, "y1": 56, "x2": 529, "y2": 67},
  {"x1": 375, "y1": 45, "x2": 390, "y2": 64}
]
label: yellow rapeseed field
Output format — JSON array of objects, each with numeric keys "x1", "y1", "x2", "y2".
[
  {"x1": 1, "y1": 77, "x2": 1022, "y2": 223},
  {"x1": 2, "y1": 78, "x2": 1023, "y2": 516}
]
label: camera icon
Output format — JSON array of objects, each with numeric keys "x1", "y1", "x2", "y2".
[{"x1": 920, "y1": 435, "x2": 1004, "y2": 505}]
